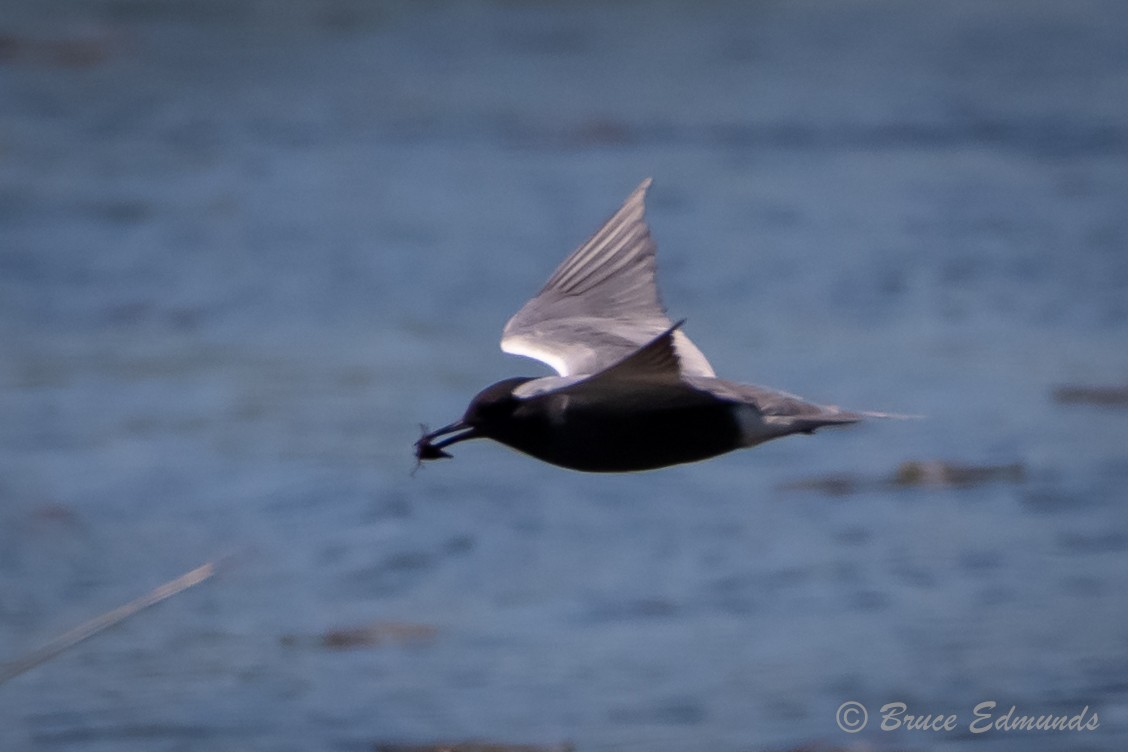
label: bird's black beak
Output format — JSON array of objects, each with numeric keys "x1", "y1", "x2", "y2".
[{"x1": 414, "y1": 420, "x2": 480, "y2": 461}]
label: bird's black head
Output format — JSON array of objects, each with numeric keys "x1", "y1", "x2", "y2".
[
  {"x1": 461, "y1": 376, "x2": 535, "y2": 430},
  {"x1": 414, "y1": 376, "x2": 535, "y2": 463}
]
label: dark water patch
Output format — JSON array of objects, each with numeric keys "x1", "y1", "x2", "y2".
[
  {"x1": 375, "y1": 742, "x2": 573, "y2": 752},
  {"x1": 959, "y1": 549, "x2": 1003, "y2": 574},
  {"x1": 31, "y1": 721, "x2": 225, "y2": 745},
  {"x1": 834, "y1": 526, "x2": 872, "y2": 547},
  {"x1": 850, "y1": 589, "x2": 890, "y2": 612},
  {"x1": 338, "y1": 551, "x2": 436, "y2": 597},
  {"x1": 891, "y1": 563, "x2": 938, "y2": 589},
  {"x1": 973, "y1": 585, "x2": 1015, "y2": 607},
  {"x1": 581, "y1": 595, "x2": 681, "y2": 623},
  {"x1": 608, "y1": 696, "x2": 708, "y2": 726},
  {"x1": 496, "y1": 24, "x2": 589, "y2": 57},
  {"x1": 493, "y1": 119, "x2": 1128, "y2": 158},
  {"x1": 1053, "y1": 384, "x2": 1128, "y2": 407},
  {"x1": 704, "y1": 573, "x2": 759, "y2": 616},
  {"x1": 282, "y1": 620, "x2": 438, "y2": 650},
  {"x1": 1021, "y1": 473, "x2": 1119, "y2": 514},
  {"x1": 0, "y1": 32, "x2": 118, "y2": 68},
  {"x1": 1057, "y1": 531, "x2": 1128, "y2": 554},
  {"x1": 1060, "y1": 575, "x2": 1105, "y2": 598}
]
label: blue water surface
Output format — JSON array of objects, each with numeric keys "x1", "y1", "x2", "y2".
[{"x1": 2, "y1": 2, "x2": 1127, "y2": 750}]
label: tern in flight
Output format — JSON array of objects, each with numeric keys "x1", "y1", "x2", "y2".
[{"x1": 416, "y1": 179, "x2": 903, "y2": 472}]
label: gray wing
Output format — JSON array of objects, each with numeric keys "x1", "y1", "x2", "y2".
[
  {"x1": 501, "y1": 178, "x2": 715, "y2": 378},
  {"x1": 685, "y1": 375, "x2": 864, "y2": 444},
  {"x1": 686, "y1": 377, "x2": 859, "y2": 420}
]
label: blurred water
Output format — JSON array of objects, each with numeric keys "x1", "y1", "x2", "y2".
[{"x1": 2, "y1": 1, "x2": 1127, "y2": 750}]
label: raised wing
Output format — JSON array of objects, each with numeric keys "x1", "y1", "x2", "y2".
[{"x1": 501, "y1": 179, "x2": 715, "y2": 378}]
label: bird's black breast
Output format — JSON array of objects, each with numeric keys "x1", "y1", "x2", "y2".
[{"x1": 491, "y1": 385, "x2": 742, "y2": 472}]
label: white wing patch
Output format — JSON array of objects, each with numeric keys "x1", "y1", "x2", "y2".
[
  {"x1": 672, "y1": 331, "x2": 715, "y2": 378},
  {"x1": 512, "y1": 375, "x2": 588, "y2": 399},
  {"x1": 500, "y1": 335, "x2": 575, "y2": 377}
]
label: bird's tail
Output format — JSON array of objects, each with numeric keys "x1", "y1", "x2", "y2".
[{"x1": 856, "y1": 409, "x2": 925, "y2": 420}]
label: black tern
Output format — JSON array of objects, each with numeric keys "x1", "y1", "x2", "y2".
[{"x1": 416, "y1": 179, "x2": 902, "y2": 473}]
